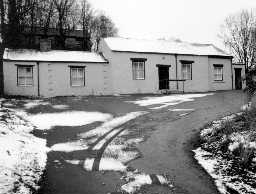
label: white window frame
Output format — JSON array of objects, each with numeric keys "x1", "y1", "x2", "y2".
[
  {"x1": 181, "y1": 63, "x2": 192, "y2": 80},
  {"x1": 17, "y1": 65, "x2": 33, "y2": 87},
  {"x1": 132, "y1": 60, "x2": 145, "y2": 80},
  {"x1": 70, "y1": 66, "x2": 85, "y2": 87},
  {"x1": 214, "y1": 65, "x2": 223, "y2": 81}
]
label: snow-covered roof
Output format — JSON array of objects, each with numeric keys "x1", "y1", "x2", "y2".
[
  {"x1": 104, "y1": 37, "x2": 232, "y2": 57},
  {"x1": 3, "y1": 49, "x2": 108, "y2": 63}
]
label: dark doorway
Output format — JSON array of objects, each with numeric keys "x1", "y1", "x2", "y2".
[
  {"x1": 234, "y1": 68, "x2": 242, "y2": 90},
  {"x1": 158, "y1": 65, "x2": 170, "y2": 90}
]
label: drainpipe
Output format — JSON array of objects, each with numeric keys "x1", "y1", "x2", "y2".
[
  {"x1": 37, "y1": 61, "x2": 40, "y2": 96},
  {"x1": 175, "y1": 54, "x2": 178, "y2": 90},
  {"x1": 230, "y1": 58, "x2": 233, "y2": 90}
]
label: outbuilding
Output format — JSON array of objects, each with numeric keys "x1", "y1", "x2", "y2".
[
  {"x1": 3, "y1": 37, "x2": 246, "y2": 97},
  {"x1": 3, "y1": 49, "x2": 109, "y2": 97},
  {"x1": 99, "y1": 37, "x2": 245, "y2": 94}
]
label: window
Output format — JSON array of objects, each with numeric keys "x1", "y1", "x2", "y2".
[
  {"x1": 132, "y1": 59, "x2": 145, "y2": 80},
  {"x1": 70, "y1": 67, "x2": 85, "y2": 86},
  {"x1": 17, "y1": 66, "x2": 33, "y2": 86},
  {"x1": 181, "y1": 63, "x2": 192, "y2": 80},
  {"x1": 214, "y1": 65, "x2": 223, "y2": 81}
]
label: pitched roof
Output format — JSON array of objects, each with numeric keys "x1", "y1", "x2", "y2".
[
  {"x1": 3, "y1": 49, "x2": 108, "y2": 63},
  {"x1": 104, "y1": 37, "x2": 231, "y2": 57}
]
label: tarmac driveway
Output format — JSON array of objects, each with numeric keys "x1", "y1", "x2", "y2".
[{"x1": 2, "y1": 91, "x2": 246, "y2": 194}]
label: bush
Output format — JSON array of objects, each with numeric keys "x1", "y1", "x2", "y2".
[{"x1": 232, "y1": 143, "x2": 255, "y2": 167}]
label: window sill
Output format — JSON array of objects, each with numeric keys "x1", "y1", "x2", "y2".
[
  {"x1": 71, "y1": 85, "x2": 85, "y2": 87},
  {"x1": 133, "y1": 79, "x2": 145, "y2": 80},
  {"x1": 17, "y1": 85, "x2": 33, "y2": 87},
  {"x1": 213, "y1": 80, "x2": 225, "y2": 83}
]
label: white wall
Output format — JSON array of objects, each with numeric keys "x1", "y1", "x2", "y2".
[
  {"x1": 176, "y1": 55, "x2": 209, "y2": 92},
  {"x1": 4, "y1": 61, "x2": 109, "y2": 97},
  {"x1": 208, "y1": 57, "x2": 233, "y2": 91},
  {"x1": 3, "y1": 61, "x2": 39, "y2": 96}
]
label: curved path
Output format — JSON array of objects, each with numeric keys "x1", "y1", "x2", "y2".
[
  {"x1": 128, "y1": 91, "x2": 246, "y2": 194},
  {"x1": 34, "y1": 90, "x2": 246, "y2": 194}
]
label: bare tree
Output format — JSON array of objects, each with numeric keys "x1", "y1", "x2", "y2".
[
  {"x1": 220, "y1": 10, "x2": 256, "y2": 71},
  {"x1": 53, "y1": 0, "x2": 77, "y2": 48},
  {"x1": 79, "y1": 0, "x2": 93, "y2": 50},
  {"x1": 92, "y1": 12, "x2": 118, "y2": 51}
]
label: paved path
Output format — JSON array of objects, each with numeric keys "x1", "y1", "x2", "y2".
[
  {"x1": 34, "y1": 90, "x2": 246, "y2": 194},
  {"x1": 129, "y1": 91, "x2": 246, "y2": 194}
]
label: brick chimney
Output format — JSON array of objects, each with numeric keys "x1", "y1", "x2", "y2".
[{"x1": 40, "y1": 39, "x2": 51, "y2": 51}]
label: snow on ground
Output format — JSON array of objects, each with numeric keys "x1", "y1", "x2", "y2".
[
  {"x1": 79, "y1": 111, "x2": 147, "y2": 139},
  {"x1": 121, "y1": 171, "x2": 173, "y2": 194},
  {"x1": 241, "y1": 102, "x2": 252, "y2": 111},
  {"x1": 58, "y1": 110, "x2": 172, "y2": 193},
  {"x1": 24, "y1": 111, "x2": 113, "y2": 130},
  {"x1": 50, "y1": 140, "x2": 89, "y2": 152},
  {"x1": 193, "y1": 148, "x2": 227, "y2": 194},
  {"x1": 121, "y1": 173, "x2": 152, "y2": 193},
  {"x1": 128, "y1": 93, "x2": 214, "y2": 109},
  {"x1": 193, "y1": 148, "x2": 256, "y2": 194},
  {"x1": 51, "y1": 104, "x2": 69, "y2": 110},
  {"x1": 169, "y1": 108, "x2": 195, "y2": 112},
  {"x1": 200, "y1": 113, "x2": 240, "y2": 137},
  {"x1": 0, "y1": 106, "x2": 48, "y2": 194},
  {"x1": 23, "y1": 100, "x2": 50, "y2": 109},
  {"x1": 195, "y1": 113, "x2": 256, "y2": 194}
]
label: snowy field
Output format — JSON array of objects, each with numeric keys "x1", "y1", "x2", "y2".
[
  {"x1": 193, "y1": 108, "x2": 256, "y2": 194},
  {"x1": 0, "y1": 104, "x2": 48, "y2": 194}
]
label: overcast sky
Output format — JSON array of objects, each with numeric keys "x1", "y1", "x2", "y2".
[{"x1": 88, "y1": 0, "x2": 256, "y2": 50}]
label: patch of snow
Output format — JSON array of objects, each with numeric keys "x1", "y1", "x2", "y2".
[
  {"x1": 83, "y1": 158, "x2": 95, "y2": 171},
  {"x1": 52, "y1": 104, "x2": 69, "y2": 110},
  {"x1": 128, "y1": 93, "x2": 214, "y2": 109},
  {"x1": 0, "y1": 107, "x2": 48, "y2": 194},
  {"x1": 241, "y1": 102, "x2": 252, "y2": 111},
  {"x1": 79, "y1": 111, "x2": 147, "y2": 139},
  {"x1": 103, "y1": 144, "x2": 139, "y2": 164},
  {"x1": 169, "y1": 108, "x2": 195, "y2": 112},
  {"x1": 121, "y1": 173, "x2": 152, "y2": 193},
  {"x1": 156, "y1": 175, "x2": 171, "y2": 185},
  {"x1": 193, "y1": 148, "x2": 227, "y2": 194},
  {"x1": 24, "y1": 100, "x2": 50, "y2": 109},
  {"x1": 193, "y1": 147, "x2": 256, "y2": 194},
  {"x1": 200, "y1": 113, "x2": 241, "y2": 138},
  {"x1": 4, "y1": 48, "x2": 108, "y2": 63},
  {"x1": 66, "y1": 160, "x2": 80, "y2": 165},
  {"x1": 25, "y1": 111, "x2": 113, "y2": 130},
  {"x1": 126, "y1": 137, "x2": 144, "y2": 145},
  {"x1": 93, "y1": 128, "x2": 123, "y2": 150},
  {"x1": 99, "y1": 158, "x2": 127, "y2": 171},
  {"x1": 228, "y1": 141, "x2": 240, "y2": 152},
  {"x1": 104, "y1": 37, "x2": 230, "y2": 57},
  {"x1": 179, "y1": 112, "x2": 190, "y2": 117},
  {"x1": 50, "y1": 140, "x2": 89, "y2": 152}
]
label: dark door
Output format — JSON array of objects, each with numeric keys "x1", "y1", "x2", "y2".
[
  {"x1": 158, "y1": 66, "x2": 169, "y2": 90},
  {"x1": 235, "y1": 68, "x2": 242, "y2": 90}
]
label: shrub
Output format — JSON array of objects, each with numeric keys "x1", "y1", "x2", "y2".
[{"x1": 232, "y1": 143, "x2": 255, "y2": 167}]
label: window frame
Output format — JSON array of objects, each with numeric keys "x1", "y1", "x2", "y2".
[
  {"x1": 16, "y1": 65, "x2": 34, "y2": 87},
  {"x1": 213, "y1": 64, "x2": 224, "y2": 81},
  {"x1": 70, "y1": 66, "x2": 86, "y2": 87},
  {"x1": 181, "y1": 63, "x2": 192, "y2": 80},
  {"x1": 131, "y1": 58, "x2": 146, "y2": 80}
]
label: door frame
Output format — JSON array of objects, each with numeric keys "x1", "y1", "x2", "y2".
[
  {"x1": 234, "y1": 67, "x2": 242, "y2": 90},
  {"x1": 156, "y1": 64, "x2": 171, "y2": 90}
]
